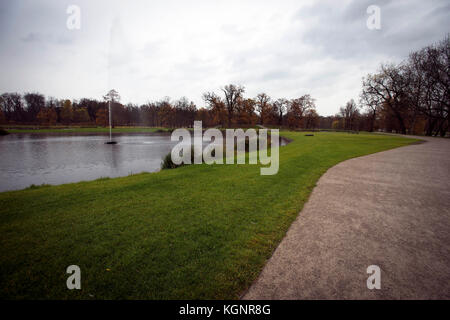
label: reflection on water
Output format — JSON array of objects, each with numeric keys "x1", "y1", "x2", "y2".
[
  {"x1": 0, "y1": 132, "x2": 289, "y2": 192},
  {"x1": 0, "y1": 133, "x2": 175, "y2": 192}
]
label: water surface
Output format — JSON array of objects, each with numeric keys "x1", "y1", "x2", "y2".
[
  {"x1": 0, "y1": 133, "x2": 175, "y2": 192},
  {"x1": 0, "y1": 132, "x2": 289, "y2": 192}
]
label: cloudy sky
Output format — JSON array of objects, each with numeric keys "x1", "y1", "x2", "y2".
[{"x1": 0, "y1": 0, "x2": 449, "y2": 115}]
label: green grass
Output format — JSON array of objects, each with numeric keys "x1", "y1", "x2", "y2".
[
  {"x1": 0, "y1": 132, "x2": 418, "y2": 299},
  {"x1": 1, "y1": 125, "x2": 169, "y2": 134}
]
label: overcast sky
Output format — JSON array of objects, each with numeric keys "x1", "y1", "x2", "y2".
[{"x1": 0, "y1": 0, "x2": 449, "y2": 115}]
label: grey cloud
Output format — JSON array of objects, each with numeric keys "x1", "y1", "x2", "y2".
[
  {"x1": 1, "y1": 0, "x2": 448, "y2": 116},
  {"x1": 21, "y1": 32, "x2": 75, "y2": 45},
  {"x1": 141, "y1": 40, "x2": 164, "y2": 58},
  {"x1": 261, "y1": 70, "x2": 292, "y2": 82},
  {"x1": 295, "y1": 0, "x2": 450, "y2": 60}
]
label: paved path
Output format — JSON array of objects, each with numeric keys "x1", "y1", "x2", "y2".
[{"x1": 244, "y1": 136, "x2": 450, "y2": 299}]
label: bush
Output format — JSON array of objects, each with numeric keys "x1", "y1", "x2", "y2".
[
  {"x1": 0, "y1": 128, "x2": 9, "y2": 136},
  {"x1": 161, "y1": 152, "x2": 181, "y2": 170},
  {"x1": 25, "y1": 183, "x2": 51, "y2": 190},
  {"x1": 161, "y1": 146, "x2": 202, "y2": 170},
  {"x1": 161, "y1": 135, "x2": 277, "y2": 170}
]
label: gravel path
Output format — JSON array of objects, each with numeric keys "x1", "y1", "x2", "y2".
[{"x1": 244, "y1": 136, "x2": 450, "y2": 299}]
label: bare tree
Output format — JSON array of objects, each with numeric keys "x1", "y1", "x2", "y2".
[
  {"x1": 23, "y1": 92, "x2": 45, "y2": 123},
  {"x1": 0, "y1": 93, "x2": 25, "y2": 122},
  {"x1": 255, "y1": 93, "x2": 271, "y2": 125},
  {"x1": 221, "y1": 84, "x2": 245, "y2": 127},
  {"x1": 361, "y1": 64, "x2": 411, "y2": 134},
  {"x1": 304, "y1": 109, "x2": 319, "y2": 129},
  {"x1": 405, "y1": 37, "x2": 449, "y2": 136},
  {"x1": 360, "y1": 84, "x2": 382, "y2": 132},
  {"x1": 273, "y1": 98, "x2": 288, "y2": 126},
  {"x1": 361, "y1": 36, "x2": 449, "y2": 136},
  {"x1": 339, "y1": 99, "x2": 360, "y2": 131},
  {"x1": 103, "y1": 89, "x2": 120, "y2": 103}
]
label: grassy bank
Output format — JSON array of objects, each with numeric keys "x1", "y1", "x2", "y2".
[
  {"x1": 0, "y1": 125, "x2": 170, "y2": 134},
  {"x1": 0, "y1": 132, "x2": 418, "y2": 299}
]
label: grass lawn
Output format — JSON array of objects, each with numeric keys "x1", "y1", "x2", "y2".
[
  {"x1": 1, "y1": 125, "x2": 169, "y2": 134},
  {"x1": 0, "y1": 131, "x2": 418, "y2": 299}
]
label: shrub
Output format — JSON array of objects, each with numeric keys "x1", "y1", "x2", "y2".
[
  {"x1": 25, "y1": 183, "x2": 51, "y2": 190},
  {"x1": 161, "y1": 152, "x2": 181, "y2": 170},
  {"x1": 161, "y1": 146, "x2": 200, "y2": 170},
  {"x1": 161, "y1": 135, "x2": 278, "y2": 170}
]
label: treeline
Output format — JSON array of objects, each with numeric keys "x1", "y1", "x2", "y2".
[
  {"x1": 0, "y1": 93, "x2": 198, "y2": 128},
  {"x1": 0, "y1": 87, "x2": 407, "y2": 133},
  {"x1": 200, "y1": 85, "x2": 319, "y2": 128},
  {"x1": 0, "y1": 86, "x2": 322, "y2": 129}
]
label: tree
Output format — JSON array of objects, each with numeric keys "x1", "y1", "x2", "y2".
[
  {"x1": 79, "y1": 98, "x2": 101, "y2": 123},
  {"x1": 221, "y1": 84, "x2": 245, "y2": 127},
  {"x1": 236, "y1": 98, "x2": 257, "y2": 126},
  {"x1": 157, "y1": 98, "x2": 174, "y2": 127},
  {"x1": 36, "y1": 108, "x2": 57, "y2": 125},
  {"x1": 255, "y1": 93, "x2": 271, "y2": 125},
  {"x1": 95, "y1": 108, "x2": 108, "y2": 126},
  {"x1": 360, "y1": 36, "x2": 449, "y2": 136},
  {"x1": 0, "y1": 93, "x2": 25, "y2": 122},
  {"x1": 37, "y1": 108, "x2": 46, "y2": 124},
  {"x1": 304, "y1": 109, "x2": 319, "y2": 129},
  {"x1": 60, "y1": 100, "x2": 73, "y2": 124},
  {"x1": 361, "y1": 64, "x2": 412, "y2": 134},
  {"x1": 273, "y1": 98, "x2": 288, "y2": 126},
  {"x1": 331, "y1": 119, "x2": 343, "y2": 130},
  {"x1": 195, "y1": 108, "x2": 213, "y2": 127},
  {"x1": 287, "y1": 94, "x2": 315, "y2": 128},
  {"x1": 103, "y1": 89, "x2": 120, "y2": 103},
  {"x1": 46, "y1": 97, "x2": 60, "y2": 110},
  {"x1": 203, "y1": 92, "x2": 227, "y2": 127},
  {"x1": 405, "y1": 37, "x2": 449, "y2": 136},
  {"x1": 174, "y1": 97, "x2": 197, "y2": 127},
  {"x1": 339, "y1": 99, "x2": 360, "y2": 131},
  {"x1": 103, "y1": 89, "x2": 121, "y2": 127},
  {"x1": 0, "y1": 108, "x2": 5, "y2": 124},
  {"x1": 24, "y1": 93, "x2": 45, "y2": 123},
  {"x1": 360, "y1": 84, "x2": 381, "y2": 132},
  {"x1": 47, "y1": 108, "x2": 57, "y2": 125},
  {"x1": 73, "y1": 107, "x2": 90, "y2": 123}
]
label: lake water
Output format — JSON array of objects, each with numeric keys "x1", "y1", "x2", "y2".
[
  {"x1": 0, "y1": 132, "x2": 289, "y2": 192},
  {"x1": 0, "y1": 133, "x2": 176, "y2": 192}
]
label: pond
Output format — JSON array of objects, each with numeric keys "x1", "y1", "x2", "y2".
[
  {"x1": 0, "y1": 133, "x2": 176, "y2": 192},
  {"x1": 0, "y1": 132, "x2": 289, "y2": 192}
]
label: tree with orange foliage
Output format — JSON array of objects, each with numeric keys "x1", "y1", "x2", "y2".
[
  {"x1": 287, "y1": 95, "x2": 315, "y2": 128},
  {"x1": 95, "y1": 108, "x2": 108, "y2": 127},
  {"x1": 236, "y1": 98, "x2": 257, "y2": 126},
  {"x1": 36, "y1": 108, "x2": 57, "y2": 125},
  {"x1": 157, "y1": 98, "x2": 174, "y2": 127},
  {"x1": 203, "y1": 92, "x2": 227, "y2": 127}
]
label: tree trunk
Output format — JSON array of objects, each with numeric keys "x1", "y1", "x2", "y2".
[
  {"x1": 425, "y1": 118, "x2": 436, "y2": 136},
  {"x1": 369, "y1": 110, "x2": 376, "y2": 132},
  {"x1": 395, "y1": 113, "x2": 407, "y2": 134}
]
